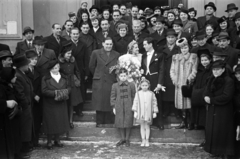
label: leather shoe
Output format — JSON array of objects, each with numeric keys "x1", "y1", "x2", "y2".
[
  {"x1": 54, "y1": 141, "x2": 64, "y2": 147},
  {"x1": 116, "y1": 140, "x2": 126, "y2": 146},
  {"x1": 175, "y1": 122, "x2": 186, "y2": 129},
  {"x1": 70, "y1": 123, "x2": 74, "y2": 129},
  {"x1": 125, "y1": 140, "x2": 130, "y2": 147}
]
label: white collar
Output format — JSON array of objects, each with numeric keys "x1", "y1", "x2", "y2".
[
  {"x1": 147, "y1": 49, "x2": 154, "y2": 56},
  {"x1": 50, "y1": 72, "x2": 61, "y2": 83}
]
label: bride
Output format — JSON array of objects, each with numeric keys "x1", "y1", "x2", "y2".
[{"x1": 118, "y1": 40, "x2": 142, "y2": 82}]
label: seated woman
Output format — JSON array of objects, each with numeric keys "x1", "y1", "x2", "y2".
[{"x1": 41, "y1": 60, "x2": 71, "y2": 150}]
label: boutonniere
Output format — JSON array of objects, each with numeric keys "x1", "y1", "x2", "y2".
[
  {"x1": 155, "y1": 54, "x2": 157, "y2": 56},
  {"x1": 155, "y1": 58, "x2": 158, "y2": 61}
]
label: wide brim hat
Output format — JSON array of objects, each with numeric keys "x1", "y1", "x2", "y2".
[
  {"x1": 0, "y1": 50, "x2": 13, "y2": 59},
  {"x1": 204, "y1": 2, "x2": 217, "y2": 11},
  {"x1": 197, "y1": 49, "x2": 212, "y2": 59},
  {"x1": 33, "y1": 36, "x2": 47, "y2": 45},
  {"x1": 89, "y1": 5, "x2": 101, "y2": 13},
  {"x1": 176, "y1": 38, "x2": 188, "y2": 48},
  {"x1": 166, "y1": 28, "x2": 177, "y2": 36},
  {"x1": 13, "y1": 53, "x2": 30, "y2": 68},
  {"x1": 225, "y1": 3, "x2": 238, "y2": 12},
  {"x1": 25, "y1": 49, "x2": 38, "y2": 58},
  {"x1": 23, "y1": 26, "x2": 34, "y2": 35},
  {"x1": 212, "y1": 60, "x2": 226, "y2": 68},
  {"x1": 217, "y1": 31, "x2": 230, "y2": 40}
]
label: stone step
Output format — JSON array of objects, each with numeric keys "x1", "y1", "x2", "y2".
[{"x1": 66, "y1": 122, "x2": 204, "y2": 143}]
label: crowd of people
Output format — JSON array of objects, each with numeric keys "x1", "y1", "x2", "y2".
[{"x1": 1, "y1": 1, "x2": 240, "y2": 159}]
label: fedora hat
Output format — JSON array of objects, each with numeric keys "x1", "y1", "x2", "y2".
[
  {"x1": 173, "y1": 19, "x2": 183, "y2": 27},
  {"x1": 217, "y1": 31, "x2": 230, "y2": 40},
  {"x1": 212, "y1": 60, "x2": 226, "y2": 68},
  {"x1": 225, "y1": 3, "x2": 238, "y2": 12},
  {"x1": 235, "y1": 12, "x2": 240, "y2": 21},
  {"x1": 25, "y1": 50, "x2": 38, "y2": 59},
  {"x1": 166, "y1": 28, "x2": 177, "y2": 37},
  {"x1": 33, "y1": 36, "x2": 47, "y2": 45},
  {"x1": 0, "y1": 50, "x2": 13, "y2": 59},
  {"x1": 204, "y1": 2, "x2": 217, "y2": 11},
  {"x1": 13, "y1": 53, "x2": 30, "y2": 68},
  {"x1": 188, "y1": 7, "x2": 197, "y2": 16},
  {"x1": 195, "y1": 30, "x2": 206, "y2": 40},
  {"x1": 22, "y1": 26, "x2": 34, "y2": 35},
  {"x1": 180, "y1": 8, "x2": 188, "y2": 15},
  {"x1": 217, "y1": 16, "x2": 227, "y2": 24},
  {"x1": 47, "y1": 60, "x2": 59, "y2": 70},
  {"x1": 89, "y1": 5, "x2": 101, "y2": 14}
]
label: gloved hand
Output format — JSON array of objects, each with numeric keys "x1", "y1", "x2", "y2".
[
  {"x1": 153, "y1": 113, "x2": 157, "y2": 119},
  {"x1": 9, "y1": 106, "x2": 19, "y2": 120}
]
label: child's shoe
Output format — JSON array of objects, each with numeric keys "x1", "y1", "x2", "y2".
[
  {"x1": 145, "y1": 140, "x2": 150, "y2": 147},
  {"x1": 140, "y1": 139, "x2": 145, "y2": 147}
]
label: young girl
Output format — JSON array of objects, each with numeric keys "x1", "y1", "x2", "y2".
[
  {"x1": 110, "y1": 68, "x2": 136, "y2": 147},
  {"x1": 132, "y1": 78, "x2": 158, "y2": 147}
]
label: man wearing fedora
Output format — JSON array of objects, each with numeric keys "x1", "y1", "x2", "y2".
[
  {"x1": 13, "y1": 53, "x2": 34, "y2": 158},
  {"x1": 33, "y1": 36, "x2": 57, "y2": 76},
  {"x1": 226, "y1": 3, "x2": 238, "y2": 29},
  {"x1": 0, "y1": 50, "x2": 13, "y2": 70},
  {"x1": 0, "y1": 43, "x2": 10, "y2": 52},
  {"x1": 44, "y1": 23, "x2": 67, "y2": 57},
  {"x1": 15, "y1": 26, "x2": 35, "y2": 55},
  {"x1": 217, "y1": 31, "x2": 239, "y2": 68},
  {"x1": 197, "y1": 2, "x2": 219, "y2": 31}
]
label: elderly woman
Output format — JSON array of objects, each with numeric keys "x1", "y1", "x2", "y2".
[
  {"x1": 170, "y1": 38, "x2": 198, "y2": 129},
  {"x1": 203, "y1": 60, "x2": 235, "y2": 158},
  {"x1": 113, "y1": 23, "x2": 133, "y2": 55},
  {"x1": 179, "y1": 8, "x2": 198, "y2": 35},
  {"x1": 42, "y1": 60, "x2": 70, "y2": 149}
]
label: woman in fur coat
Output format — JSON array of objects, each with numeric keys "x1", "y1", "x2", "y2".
[{"x1": 170, "y1": 38, "x2": 198, "y2": 129}]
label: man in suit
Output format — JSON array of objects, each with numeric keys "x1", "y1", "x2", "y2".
[
  {"x1": 130, "y1": 20, "x2": 149, "y2": 54},
  {"x1": 66, "y1": 27, "x2": 89, "y2": 116},
  {"x1": 15, "y1": 26, "x2": 35, "y2": 55},
  {"x1": 197, "y1": 2, "x2": 219, "y2": 31},
  {"x1": 141, "y1": 37, "x2": 165, "y2": 130},
  {"x1": 33, "y1": 36, "x2": 56, "y2": 76},
  {"x1": 61, "y1": 20, "x2": 73, "y2": 40},
  {"x1": 226, "y1": 3, "x2": 238, "y2": 29},
  {"x1": 95, "y1": 19, "x2": 115, "y2": 49},
  {"x1": 13, "y1": 53, "x2": 34, "y2": 158},
  {"x1": 0, "y1": 43, "x2": 10, "y2": 52},
  {"x1": 44, "y1": 23, "x2": 67, "y2": 57},
  {"x1": 150, "y1": 17, "x2": 167, "y2": 52},
  {"x1": 110, "y1": 10, "x2": 122, "y2": 36},
  {"x1": 218, "y1": 32, "x2": 239, "y2": 68},
  {"x1": 89, "y1": 37, "x2": 120, "y2": 127}
]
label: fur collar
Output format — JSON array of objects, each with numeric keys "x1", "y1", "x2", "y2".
[
  {"x1": 58, "y1": 55, "x2": 75, "y2": 63},
  {"x1": 207, "y1": 71, "x2": 227, "y2": 93}
]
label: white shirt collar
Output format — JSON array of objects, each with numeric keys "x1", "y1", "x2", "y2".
[{"x1": 147, "y1": 49, "x2": 154, "y2": 56}]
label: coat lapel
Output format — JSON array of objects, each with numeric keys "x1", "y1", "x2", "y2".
[
  {"x1": 49, "y1": 77, "x2": 65, "y2": 89},
  {"x1": 36, "y1": 49, "x2": 50, "y2": 66},
  {"x1": 165, "y1": 45, "x2": 178, "y2": 59},
  {"x1": 106, "y1": 50, "x2": 117, "y2": 65},
  {"x1": 99, "y1": 49, "x2": 109, "y2": 63},
  {"x1": 149, "y1": 51, "x2": 159, "y2": 65}
]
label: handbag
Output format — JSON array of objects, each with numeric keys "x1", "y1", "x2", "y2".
[
  {"x1": 54, "y1": 89, "x2": 69, "y2": 101},
  {"x1": 181, "y1": 80, "x2": 193, "y2": 98}
]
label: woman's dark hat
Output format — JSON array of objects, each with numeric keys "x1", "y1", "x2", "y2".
[
  {"x1": 25, "y1": 50, "x2": 38, "y2": 58},
  {"x1": 173, "y1": 19, "x2": 183, "y2": 27},
  {"x1": 225, "y1": 3, "x2": 238, "y2": 12},
  {"x1": 0, "y1": 50, "x2": 13, "y2": 59},
  {"x1": 60, "y1": 41, "x2": 72, "y2": 56},
  {"x1": 235, "y1": 12, "x2": 240, "y2": 21},
  {"x1": 188, "y1": 7, "x2": 197, "y2": 16},
  {"x1": 180, "y1": 8, "x2": 188, "y2": 15},
  {"x1": 212, "y1": 60, "x2": 226, "y2": 68},
  {"x1": 33, "y1": 36, "x2": 47, "y2": 45},
  {"x1": 0, "y1": 67, "x2": 16, "y2": 83},
  {"x1": 13, "y1": 53, "x2": 30, "y2": 68},
  {"x1": 218, "y1": 16, "x2": 227, "y2": 24},
  {"x1": 22, "y1": 26, "x2": 34, "y2": 35},
  {"x1": 47, "y1": 60, "x2": 59, "y2": 70},
  {"x1": 204, "y1": 2, "x2": 217, "y2": 11},
  {"x1": 166, "y1": 29, "x2": 177, "y2": 36},
  {"x1": 89, "y1": 5, "x2": 101, "y2": 14},
  {"x1": 197, "y1": 49, "x2": 212, "y2": 59}
]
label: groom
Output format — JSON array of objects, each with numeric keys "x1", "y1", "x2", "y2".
[{"x1": 141, "y1": 37, "x2": 165, "y2": 130}]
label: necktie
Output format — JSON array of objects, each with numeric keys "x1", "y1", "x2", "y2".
[
  {"x1": 134, "y1": 33, "x2": 139, "y2": 41},
  {"x1": 103, "y1": 31, "x2": 108, "y2": 38},
  {"x1": 56, "y1": 37, "x2": 60, "y2": 43}
]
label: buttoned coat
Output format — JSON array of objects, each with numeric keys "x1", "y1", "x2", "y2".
[
  {"x1": 197, "y1": 15, "x2": 219, "y2": 31},
  {"x1": 14, "y1": 69, "x2": 34, "y2": 142},
  {"x1": 224, "y1": 46, "x2": 239, "y2": 68},
  {"x1": 89, "y1": 48, "x2": 120, "y2": 111},
  {"x1": 150, "y1": 29, "x2": 167, "y2": 52},
  {"x1": 36, "y1": 48, "x2": 57, "y2": 76},
  {"x1": 229, "y1": 27, "x2": 240, "y2": 49},
  {"x1": 182, "y1": 20, "x2": 198, "y2": 34},
  {"x1": 160, "y1": 45, "x2": 179, "y2": 102},
  {"x1": 15, "y1": 40, "x2": 34, "y2": 55},
  {"x1": 170, "y1": 53, "x2": 198, "y2": 109},
  {"x1": 110, "y1": 81, "x2": 136, "y2": 128},
  {"x1": 79, "y1": 32, "x2": 97, "y2": 58},
  {"x1": 203, "y1": 72, "x2": 235, "y2": 155},
  {"x1": 112, "y1": 34, "x2": 133, "y2": 55},
  {"x1": 61, "y1": 30, "x2": 71, "y2": 40},
  {"x1": 41, "y1": 73, "x2": 70, "y2": 134},
  {"x1": 95, "y1": 30, "x2": 115, "y2": 49},
  {"x1": 44, "y1": 34, "x2": 67, "y2": 56}
]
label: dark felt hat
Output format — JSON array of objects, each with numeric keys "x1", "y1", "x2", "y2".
[
  {"x1": 25, "y1": 50, "x2": 38, "y2": 59},
  {"x1": 102, "y1": 5, "x2": 113, "y2": 14},
  {"x1": 145, "y1": 9, "x2": 154, "y2": 18},
  {"x1": 180, "y1": 8, "x2": 188, "y2": 15},
  {"x1": 225, "y1": 3, "x2": 238, "y2": 12},
  {"x1": 154, "y1": 6, "x2": 161, "y2": 11},
  {"x1": 0, "y1": 67, "x2": 16, "y2": 83},
  {"x1": 212, "y1": 30, "x2": 220, "y2": 38},
  {"x1": 235, "y1": 64, "x2": 240, "y2": 73},
  {"x1": 22, "y1": 26, "x2": 34, "y2": 35},
  {"x1": 197, "y1": 49, "x2": 212, "y2": 59},
  {"x1": 68, "y1": 12, "x2": 76, "y2": 18},
  {"x1": 139, "y1": 16, "x2": 147, "y2": 21},
  {"x1": 155, "y1": 16, "x2": 165, "y2": 23},
  {"x1": 33, "y1": 36, "x2": 47, "y2": 45},
  {"x1": 13, "y1": 53, "x2": 30, "y2": 68},
  {"x1": 212, "y1": 60, "x2": 226, "y2": 68},
  {"x1": 60, "y1": 41, "x2": 72, "y2": 56},
  {"x1": 0, "y1": 50, "x2": 13, "y2": 59},
  {"x1": 218, "y1": 16, "x2": 227, "y2": 24},
  {"x1": 235, "y1": 12, "x2": 240, "y2": 21},
  {"x1": 204, "y1": 2, "x2": 217, "y2": 11},
  {"x1": 212, "y1": 51, "x2": 227, "y2": 57},
  {"x1": 166, "y1": 28, "x2": 177, "y2": 36},
  {"x1": 188, "y1": 7, "x2": 197, "y2": 16},
  {"x1": 47, "y1": 60, "x2": 59, "y2": 70},
  {"x1": 125, "y1": 2, "x2": 132, "y2": 9},
  {"x1": 195, "y1": 30, "x2": 206, "y2": 40},
  {"x1": 217, "y1": 31, "x2": 230, "y2": 40},
  {"x1": 89, "y1": 5, "x2": 101, "y2": 13},
  {"x1": 172, "y1": 19, "x2": 183, "y2": 27}
]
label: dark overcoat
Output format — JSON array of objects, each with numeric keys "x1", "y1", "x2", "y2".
[
  {"x1": 89, "y1": 48, "x2": 120, "y2": 111},
  {"x1": 160, "y1": 45, "x2": 179, "y2": 102},
  {"x1": 197, "y1": 15, "x2": 219, "y2": 31},
  {"x1": 223, "y1": 46, "x2": 239, "y2": 68},
  {"x1": 61, "y1": 30, "x2": 71, "y2": 41},
  {"x1": 58, "y1": 55, "x2": 83, "y2": 106},
  {"x1": 150, "y1": 29, "x2": 167, "y2": 52},
  {"x1": 203, "y1": 71, "x2": 235, "y2": 155},
  {"x1": 112, "y1": 34, "x2": 133, "y2": 55},
  {"x1": 44, "y1": 34, "x2": 67, "y2": 56},
  {"x1": 191, "y1": 43, "x2": 217, "y2": 54},
  {"x1": 41, "y1": 73, "x2": 70, "y2": 134},
  {"x1": 110, "y1": 81, "x2": 136, "y2": 128},
  {"x1": 229, "y1": 28, "x2": 240, "y2": 49},
  {"x1": 191, "y1": 64, "x2": 212, "y2": 126},
  {"x1": 36, "y1": 48, "x2": 57, "y2": 76},
  {"x1": 129, "y1": 31, "x2": 149, "y2": 54},
  {"x1": 95, "y1": 30, "x2": 115, "y2": 49},
  {"x1": 15, "y1": 40, "x2": 34, "y2": 55},
  {"x1": 79, "y1": 32, "x2": 97, "y2": 58},
  {"x1": 14, "y1": 69, "x2": 34, "y2": 142}
]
